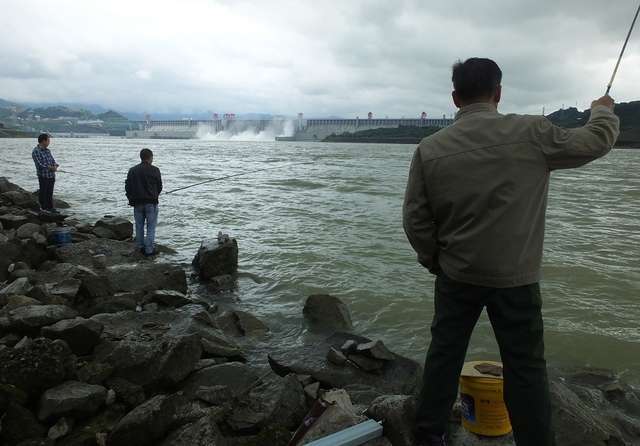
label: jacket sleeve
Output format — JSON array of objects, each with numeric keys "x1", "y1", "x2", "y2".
[
  {"x1": 536, "y1": 105, "x2": 620, "y2": 170},
  {"x1": 32, "y1": 150, "x2": 48, "y2": 170},
  {"x1": 125, "y1": 169, "x2": 132, "y2": 200},
  {"x1": 403, "y1": 148, "x2": 439, "y2": 272},
  {"x1": 157, "y1": 168, "x2": 163, "y2": 194}
]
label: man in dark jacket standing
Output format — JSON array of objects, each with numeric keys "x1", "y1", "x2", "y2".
[
  {"x1": 403, "y1": 58, "x2": 619, "y2": 446},
  {"x1": 32, "y1": 133, "x2": 59, "y2": 212},
  {"x1": 125, "y1": 148, "x2": 162, "y2": 256}
]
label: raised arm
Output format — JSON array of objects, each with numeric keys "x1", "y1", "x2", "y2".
[
  {"x1": 403, "y1": 148, "x2": 439, "y2": 273},
  {"x1": 537, "y1": 95, "x2": 620, "y2": 170}
]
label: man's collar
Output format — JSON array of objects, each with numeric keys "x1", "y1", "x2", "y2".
[
  {"x1": 37, "y1": 144, "x2": 49, "y2": 150},
  {"x1": 455, "y1": 102, "x2": 499, "y2": 121}
]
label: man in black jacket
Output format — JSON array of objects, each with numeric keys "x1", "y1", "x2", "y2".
[{"x1": 125, "y1": 148, "x2": 162, "y2": 256}]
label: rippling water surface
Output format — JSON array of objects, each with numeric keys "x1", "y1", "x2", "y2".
[{"x1": 2, "y1": 138, "x2": 639, "y2": 381}]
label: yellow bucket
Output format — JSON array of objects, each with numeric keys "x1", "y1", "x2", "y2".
[{"x1": 459, "y1": 361, "x2": 512, "y2": 436}]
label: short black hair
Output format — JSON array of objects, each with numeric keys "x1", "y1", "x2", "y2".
[
  {"x1": 38, "y1": 133, "x2": 49, "y2": 143},
  {"x1": 140, "y1": 148, "x2": 153, "y2": 161},
  {"x1": 452, "y1": 58, "x2": 502, "y2": 102}
]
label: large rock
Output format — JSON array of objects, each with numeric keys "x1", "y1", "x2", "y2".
[
  {"x1": 161, "y1": 414, "x2": 228, "y2": 446},
  {"x1": 94, "y1": 216, "x2": 133, "y2": 241},
  {"x1": 0, "y1": 277, "x2": 33, "y2": 296},
  {"x1": 7, "y1": 305, "x2": 78, "y2": 332},
  {"x1": 0, "y1": 338, "x2": 75, "y2": 397},
  {"x1": 303, "y1": 294, "x2": 353, "y2": 332},
  {"x1": 0, "y1": 402, "x2": 46, "y2": 445},
  {"x1": 192, "y1": 237, "x2": 238, "y2": 280},
  {"x1": 268, "y1": 332, "x2": 422, "y2": 406},
  {"x1": 109, "y1": 394, "x2": 207, "y2": 446},
  {"x1": 0, "y1": 214, "x2": 29, "y2": 230},
  {"x1": 38, "y1": 381, "x2": 107, "y2": 421},
  {"x1": 365, "y1": 395, "x2": 417, "y2": 446},
  {"x1": 55, "y1": 238, "x2": 137, "y2": 267},
  {"x1": 41, "y1": 317, "x2": 104, "y2": 355},
  {"x1": 0, "y1": 177, "x2": 22, "y2": 194},
  {"x1": 90, "y1": 308, "x2": 225, "y2": 389},
  {"x1": 144, "y1": 289, "x2": 191, "y2": 308},
  {"x1": 180, "y1": 362, "x2": 259, "y2": 399},
  {"x1": 105, "y1": 262, "x2": 187, "y2": 294},
  {"x1": 16, "y1": 222, "x2": 42, "y2": 239},
  {"x1": 1, "y1": 190, "x2": 39, "y2": 208}
]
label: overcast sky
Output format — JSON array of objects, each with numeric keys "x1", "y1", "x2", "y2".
[{"x1": 1, "y1": 0, "x2": 639, "y2": 117}]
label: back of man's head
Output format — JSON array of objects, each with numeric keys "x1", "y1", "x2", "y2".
[
  {"x1": 140, "y1": 148, "x2": 153, "y2": 162},
  {"x1": 452, "y1": 58, "x2": 502, "y2": 104},
  {"x1": 38, "y1": 133, "x2": 49, "y2": 144}
]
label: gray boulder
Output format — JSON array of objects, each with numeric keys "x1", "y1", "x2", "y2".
[
  {"x1": 268, "y1": 332, "x2": 422, "y2": 406},
  {"x1": 0, "y1": 402, "x2": 46, "y2": 445},
  {"x1": 303, "y1": 294, "x2": 353, "y2": 332},
  {"x1": 0, "y1": 338, "x2": 75, "y2": 397},
  {"x1": 0, "y1": 214, "x2": 29, "y2": 230},
  {"x1": 94, "y1": 216, "x2": 133, "y2": 240},
  {"x1": 161, "y1": 414, "x2": 228, "y2": 446},
  {"x1": 180, "y1": 362, "x2": 259, "y2": 399},
  {"x1": 16, "y1": 223, "x2": 42, "y2": 239},
  {"x1": 7, "y1": 305, "x2": 78, "y2": 332},
  {"x1": 145, "y1": 289, "x2": 191, "y2": 308},
  {"x1": 38, "y1": 381, "x2": 107, "y2": 421},
  {"x1": 0, "y1": 277, "x2": 33, "y2": 296},
  {"x1": 109, "y1": 394, "x2": 208, "y2": 446},
  {"x1": 41, "y1": 317, "x2": 104, "y2": 355},
  {"x1": 105, "y1": 262, "x2": 187, "y2": 294},
  {"x1": 1, "y1": 190, "x2": 39, "y2": 209},
  {"x1": 93, "y1": 225, "x2": 117, "y2": 239},
  {"x1": 0, "y1": 177, "x2": 21, "y2": 193},
  {"x1": 192, "y1": 237, "x2": 238, "y2": 280}
]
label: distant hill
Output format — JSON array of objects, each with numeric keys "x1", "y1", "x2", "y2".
[
  {"x1": 546, "y1": 100, "x2": 640, "y2": 147},
  {"x1": 97, "y1": 110, "x2": 128, "y2": 121}
]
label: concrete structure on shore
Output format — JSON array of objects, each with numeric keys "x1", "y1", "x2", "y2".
[{"x1": 125, "y1": 114, "x2": 453, "y2": 140}]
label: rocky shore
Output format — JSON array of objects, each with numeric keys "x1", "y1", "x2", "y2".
[{"x1": 0, "y1": 176, "x2": 639, "y2": 446}]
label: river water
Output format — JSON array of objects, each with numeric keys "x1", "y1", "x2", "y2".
[{"x1": 2, "y1": 138, "x2": 639, "y2": 382}]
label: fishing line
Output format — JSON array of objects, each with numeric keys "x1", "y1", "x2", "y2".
[
  {"x1": 57, "y1": 169, "x2": 103, "y2": 180},
  {"x1": 605, "y1": 2, "x2": 640, "y2": 95},
  {"x1": 164, "y1": 161, "x2": 310, "y2": 195}
]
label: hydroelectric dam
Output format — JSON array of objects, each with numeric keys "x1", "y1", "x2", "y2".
[{"x1": 125, "y1": 113, "x2": 454, "y2": 140}]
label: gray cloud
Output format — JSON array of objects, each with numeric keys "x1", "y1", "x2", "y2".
[{"x1": 0, "y1": 0, "x2": 638, "y2": 116}]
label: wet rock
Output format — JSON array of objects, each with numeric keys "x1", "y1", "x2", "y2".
[
  {"x1": 180, "y1": 362, "x2": 259, "y2": 399},
  {"x1": 108, "y1": 394, "x2": 207, "y2": 446},
  {"x1": 94, "y1": 216, "x2": 132, "y2": 241},
  {"x1": 356, "y1": 340, "x2": 395, "y2": 361},
  {"x1": 2, "y1": 190, "x2": 39, "y2": 208},
  {"x1": 196, "y1": 385, "x2": 234, "y2": 405},
  {"x1": 268, "y1": 332, "x2": 422, "y2": 406},
  {"x1": 0, "y1": 295, "x2": 42, "y2": 313},
  {"x1": 38, "y1": 381, "x2": 107, "y2": 421},
  {"x1": 304, "y1": 382, "x2": 321, "y2": 400},
  {"x1": 347, "y1": 354, "x2": 385, "y2": 373},
  {"x1": 0, "y1": 338, "x2": 75, "y2": 397},
  {"x1": 303, "y1": 294, "x2": 353, "y2": 332},
  {"x1": 105, "y1": 262, "x2": 187, "y2": 294},
  {"x1": 8, "y1": 305, "x2": 78, "y2": 332},
  {"x1": 83, "y1": 295, "x2": 137, "y2": 316},
  {"x1": 48, "y1": 278, "x2": 81, "y2": 300},
  {"x1": 48, "y1": 417, "x2": 74, "y2": 441},
  {"x1": 327, "y1": 347, "x2": 348, "y2": 366},
  {"x1": 161, "y1": 414, "x2": 228, "y2": 446},
  {"x1": 0, "y1": 402, "x2": 46, "y2": 445},
  {"x1": 234, "y1": 310, "x2": 269, "y2": 336},
  {"x1": 192, "y1": 237, "x2": 238, "y2": 280},
  {"x1": 93, "y1": 226, "x2": 117, "y2": 239},
  {"x1": 0, "y1": 277, "x2": 33, "y2": 296},
  {"x1": 365, "y1": 395, "x2": 417, "y2": 446},
  {"x1": 0, "y1": 333, "x2": 23, "y2": 347},
  {"x1": 17, "y1": 222, "x2": 42, "y2": 239},
  {"x1": 0, "y1": 214, "x2": 29, "y2": 229},
  {"x1": 105, "y1": 377, "x2": 146, "y2": 408},
  {"x1": 144, "y1": 289, "x2": 191, "y2": 308},
  {"x1": 41, "y1": 317, "x2": 104, "y2": 355},
  {"x1": 55, "y1": 238, "x2": 139, "y2": 268},
  {"x1": 76, "y1": 360, "x2": 114, "y2": 384},
  {"x1": 201, "y1": 336, "x2": 245, "y2": 360},
  {"x1": 0, "y1": 177, "x2": 21, "y2": 193}
]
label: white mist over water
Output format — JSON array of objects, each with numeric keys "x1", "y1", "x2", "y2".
[{"x1": 196, "y1": 119, "x2": 295, "y2": 141}]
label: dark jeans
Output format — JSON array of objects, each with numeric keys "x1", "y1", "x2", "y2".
[
  {"x1": 415, "y1": 274, "x2": 555, "y2": 446},
  {"x1": 37, "y1": 176, "x2": 55, "y2": 210}
]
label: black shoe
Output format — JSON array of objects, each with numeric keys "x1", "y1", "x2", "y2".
[
  {"x1": 143, "y1": 250, "x2": 157, "y2": 257},
  {"x1": 50, "y1": 208, "x2": 60, "y2": 214}
]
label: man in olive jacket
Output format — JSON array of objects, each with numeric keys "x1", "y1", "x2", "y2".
[
  {"x1": 403, "y1": 58, "x2": 619, "y2": 446},
  {"x1": 125, "y1": 148, "x2": 162, "y2": 256}
]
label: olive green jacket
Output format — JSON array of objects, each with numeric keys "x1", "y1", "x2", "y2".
[{"x1": 403, "y1": 102, "x2": 619, "y2": 287}]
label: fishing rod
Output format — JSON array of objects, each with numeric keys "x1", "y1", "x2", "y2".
[
  {"x1": 57, "y1": 169, "x2": 103, "y2": 180},
  {"x1": 164, "y1": 161, "x2": 310, "y2": 195},
  {"x1": 605, "y1": 2, "x2": 640, "y2": 95}
]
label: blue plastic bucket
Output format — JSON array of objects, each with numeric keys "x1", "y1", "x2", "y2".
[{"x1": 49, "y1": 227, "x2": 72, "y2": 246}]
